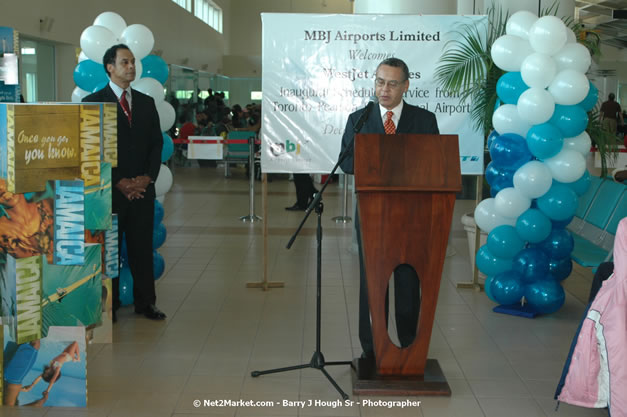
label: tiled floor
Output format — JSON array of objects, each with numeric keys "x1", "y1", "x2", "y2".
[{"x1": 15, "y1": 165, "x2": 607, "y2": 416}]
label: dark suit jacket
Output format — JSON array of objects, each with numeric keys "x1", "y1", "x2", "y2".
[
  {"x1": 339, "y1": 101, "x2": 439, "y2": 174},
  {"x1": 83, "y1": 85, "x2": 163, "y2": 199}
]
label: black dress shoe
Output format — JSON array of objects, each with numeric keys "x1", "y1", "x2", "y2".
[
  {"x1": 285, "y1": 203, "x2": 306, "y2": 211},
  {"x1": 135, "y1": 304, "x2": 167, "y2": 320}
]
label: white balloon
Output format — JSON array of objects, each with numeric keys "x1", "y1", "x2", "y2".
[
  {"x1": 80, "y1": 25, "x2": 117, "y2": 62},
  {"x1": 528, "y1": 16, "x2": 567, "y2": 55},
  {"x1": 553, "y1": 43, "x2": 591, "y2": 73},
  {"x1": 544, "y1": 149, "x2": 586, "y2": 183},
  {"x1": 517, "y1": 88, "x2": 555, "y2": 125},
  {"x1": 492, "y1": 104, "x2": 532, "y2": 137},
  {"x1": 506, "y1": 11, "x2": 538, "y2": 40},
  {"x1": 521, "y1": 53, "x2": 557, "y2": 89},
  {"x1": 474, "y1": 198, "x2": 517, "y2": 233},
  {"x1": 156, "y1": 100, "x2": 175, "y2": 132},
  {"x1": 155, "y1": 164, "x2": 173, "y2": 196},
  {"x1": 156, "y1": 195, "x2": 165, "y2": 205},
  {"x1": 513, "y1": 161, "x2": 553, "y2": 199},
  {"x1": 121, "y1": 24, "x2": 154, "y2": 60},
  {"x1": 93, "y1": 11, "x2": 127, "y2": 38},
  {"x1": 71, "y1": 86, "x2": 90, "y2": 103},
  {"x1": 563, "y1": 131, "x2": 592, "y2": 156},
  {"x1": 133, "y1": 77, "x2": 164, "y2": 101},
  {"x1": 566, "y1": 27, "x2": 577, "y2": 43},
  {"x1": 494, "y1": 187, "x2": 532, "y2": 219},
  {"x1": 548, "y1": 69, "x2": 590, "y2": 105},
  {"x1": 491, "y1": 35, "x2": 534, "y2": 72},
  {"x1": 78, "y1": 51, "x2": 89, "y2": 62},
  {"x1": 134, "y1": 58, "x2": 143, "y2": 80}
]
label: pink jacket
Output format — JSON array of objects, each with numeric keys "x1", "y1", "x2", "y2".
[{"x1": 557, "y1": 217, "x2": 627, "y2": 416}]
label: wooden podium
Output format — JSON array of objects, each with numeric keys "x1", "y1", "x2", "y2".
[{"x1": 352, "y1": 133, "x2": 461, "y2": 396}]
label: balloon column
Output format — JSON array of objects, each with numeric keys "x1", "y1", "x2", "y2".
[
  {"x1": 475, "y1": 12, "x2": 597, "y2": 315},
  {"x1": 72, "y1": 11, "x2": 177, "y2": 304}
]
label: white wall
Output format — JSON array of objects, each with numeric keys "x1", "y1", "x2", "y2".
[{"x1": 0, "y1": 0, "x2": 229, "y2": 100}]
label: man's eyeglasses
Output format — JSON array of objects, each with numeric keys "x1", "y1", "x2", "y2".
[{"x1": 375, "y1": 78, "x2": 405, "y2": 89}]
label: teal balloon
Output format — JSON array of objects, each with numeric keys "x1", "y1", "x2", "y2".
[
  {"x1": 141, "y1": 55, "x2": 169, "y2": 85},
  {"x1": 539, "y1": 228, "x2": 574, "y2": 259},
  {"x1": 119, "y1": 265, "x2": 134, "y2": 306},
  {"x1": 491, "y1": 271, "x2": 525, "y2": 305},
  {"x1": 577, "y1": 81, "x2": 599, "y2": 112},
  {"x1": 549, "y1": 105, "x2": 588, "y2": 137},
  {"x1": 537, "y1": 183, "x2": 579, "y2": 221},
  {"x1": 516, "y1": 209, "x2": 552, "y2": 243},
  {"x1": 563, "y1": 170, "x2": 591, "y2": 196},
  {"x1": 513, "y1": 247, "x2": 550, "y2": 283},
  {"x1": 496, "y1": 72, "x2": 528, "y2": 105},
  {"x1": 489, "y1": 133, "x2": 533, "y2": 170},
  {"x1": 153, "y1": 223, "x2": 167, "y2": 249},
  {"x1": 74, "y1": 59, "x2": 108, "y2": 93},
  {"x1": 161, "y1": 133, "x2": 174, "y2": 162},
  {"x1": 476, "y1": 245, "x2": 513, "y2": 276},
  {"x1": 549, "y1": 257, "x2": 573, "y2": 281},
  {"x1": 526, "y1": 123, "x2": 564, "y2": 159},
  {"x1": 551, "y1": 216, "x2": 574, "y2": 229},
  {"x1": 524, "y1": 280, "x2": 565, "y2": 314},
  {"x1": 484, "y1": 275, "x2": 498, "y2": 303},
  {"x1": 153, "y1": 250, "x2": 165, "y2": 280},
  {"x1": 487, "y1": 225, "x2": 524, "y2": 258},
  {"x1": 154, "y1": 200, "x2": 164, "y2": 226}
]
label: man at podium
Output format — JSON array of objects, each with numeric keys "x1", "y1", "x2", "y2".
[{"x1": 339, "y1": 58, "x2": 439, "y2": 359}]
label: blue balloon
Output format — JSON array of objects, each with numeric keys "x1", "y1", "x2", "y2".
[
  {"x1": 154, "y1": 200, "x2": 164, "y2": 226},
  {"x1": 73, "y1": 59, "x2": 109, "y2": 93},
  {"x1": 516, "y1": 209, "x2": 552, "y2": 243},
  {"x1": 153, "y1": 223, "x2": 167, "y2": 249},
  {"x1": 141, "y1": 55, "x2": 169, "y2": 85},
  {"x1": 476, "y1": 245, "x2": 513, "y2": 276},
  {"x1": 485, "y1": 162, "x2": 515, "y2": 192},
  {"x1": 539, "y1": 228, "x2": 574, "y2": 259},
  {"x1": 524, "y1": 280, "x2": 565, "y2": 314},
  {"x1": 496, "y1": 72, "x2": 529, "y2": 105},
  {"x1": 487, "y1": 130, "x2": 500, "y2": 150},
  {"x1": 577, "y1": 81, "x2": 599, "y2": 112},
  {"x1": 537, "y1": 183, "x2": 579, "y2": 221},
  {"x1": 162, "y1": 133, "x2": 174, "y2": 162},
  {"x1": 563, "y1": 170, "x2": 591, "y2": 196},
  {"x1": 489, "y1": 133, "x2": 533, "y2": 170},
  {"x1": 119, "y1": 265, "x2": 134, "y2": 306},
  {"x1": 490, "y1": 271, "x2": 525, "y2": 305},
  {"x1": 484, "y1": 275, "x2": 498, "y2": 303},
  {"x1": 549, "y1": 257, "x2": 573, "y2": 281},
  {"x1": 526, "y1": 123, "x2": 564, "y2": 159},
  {"x1": 551, "y1": 216, "x2": 574, "y2": 229},
  {"x1": 513, "y1": 247, "x2": 550, "y2": 283},
  {"x1": 549, "y1": 105, "x2": 588, "y2": 137},
  {"x1": 153, "y1": 250, "x2": 165, "y2": 280},
  {"x1": 488, "y1": 225, "x2": 525, "y2": 258}
]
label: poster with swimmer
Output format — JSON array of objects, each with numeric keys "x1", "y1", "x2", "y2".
[{"x1": 2, "y1": 326, "x2": 87, "y2": 407}]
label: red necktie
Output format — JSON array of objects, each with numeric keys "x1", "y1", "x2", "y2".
[
  {"x1": 384, "y1": 111, "x2": 395, "y2": 134},
  {"x1": 120, "y1": 90, "x2": 132, "y2": 124}
]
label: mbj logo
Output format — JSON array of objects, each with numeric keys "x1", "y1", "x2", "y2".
[
  {"x1": 460, "y1": 155, "x2": 480, "y2": 162},
  {"x1": 270, "y1": 140, "x2": 301, "y2": 157}
]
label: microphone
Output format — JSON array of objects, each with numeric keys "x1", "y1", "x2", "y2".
[{"x1": 353, "y1": 98, "x2": 376, "y2": 133}]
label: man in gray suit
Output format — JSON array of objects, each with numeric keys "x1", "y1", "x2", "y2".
[{"x1": 339, "y1": 58, "x2": 439, "y2": 359}]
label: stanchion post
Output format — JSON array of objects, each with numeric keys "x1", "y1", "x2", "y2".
[
  {"x1": 332, "y1": 174, "x2": 352, "y2": 224},
  {"x1": 456, "y1": 175, "x2": 484, "y2": 291},
  {"x1": 240, "y1": 134, "x2": 261, "y2": 222}
]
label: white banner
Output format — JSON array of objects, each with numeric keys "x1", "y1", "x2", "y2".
[{"x1": 261, "y1": 13, "x2": 486, "y2": 175}]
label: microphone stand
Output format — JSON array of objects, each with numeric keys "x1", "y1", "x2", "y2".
[{"x1": 250, "y1": 104, "x2": 372, "y2": 400}]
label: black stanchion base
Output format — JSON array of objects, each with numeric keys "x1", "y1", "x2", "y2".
[{"x1": 352, "y1": 357, "x2": 451, "y2": 396}]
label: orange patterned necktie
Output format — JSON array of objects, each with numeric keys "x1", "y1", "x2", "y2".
[{"x1": 384, "y1": 111, "x2": 395, "y2": 134}]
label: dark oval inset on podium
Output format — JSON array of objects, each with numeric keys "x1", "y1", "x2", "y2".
[{"x1": 386, "y1": 263, "x2": 421, "y2": 348}]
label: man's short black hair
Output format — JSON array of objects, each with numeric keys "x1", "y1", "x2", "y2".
[
  {"x1": 609, "y1": 93, "x2": 616, "y2": 100},
  {"x1": 376, "y1": 58, "x2": 409, "y2": 82},
  {"x1": 103, "y1": 44, "x2": 131, "y2": 76}
]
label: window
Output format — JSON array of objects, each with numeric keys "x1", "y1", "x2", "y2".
[
  {"x1": 172, "y1": 0, "x2": 192, "y2": 12},
  {"x1": 194, "y1": 0, "x2": 223, "y2": 33}
]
